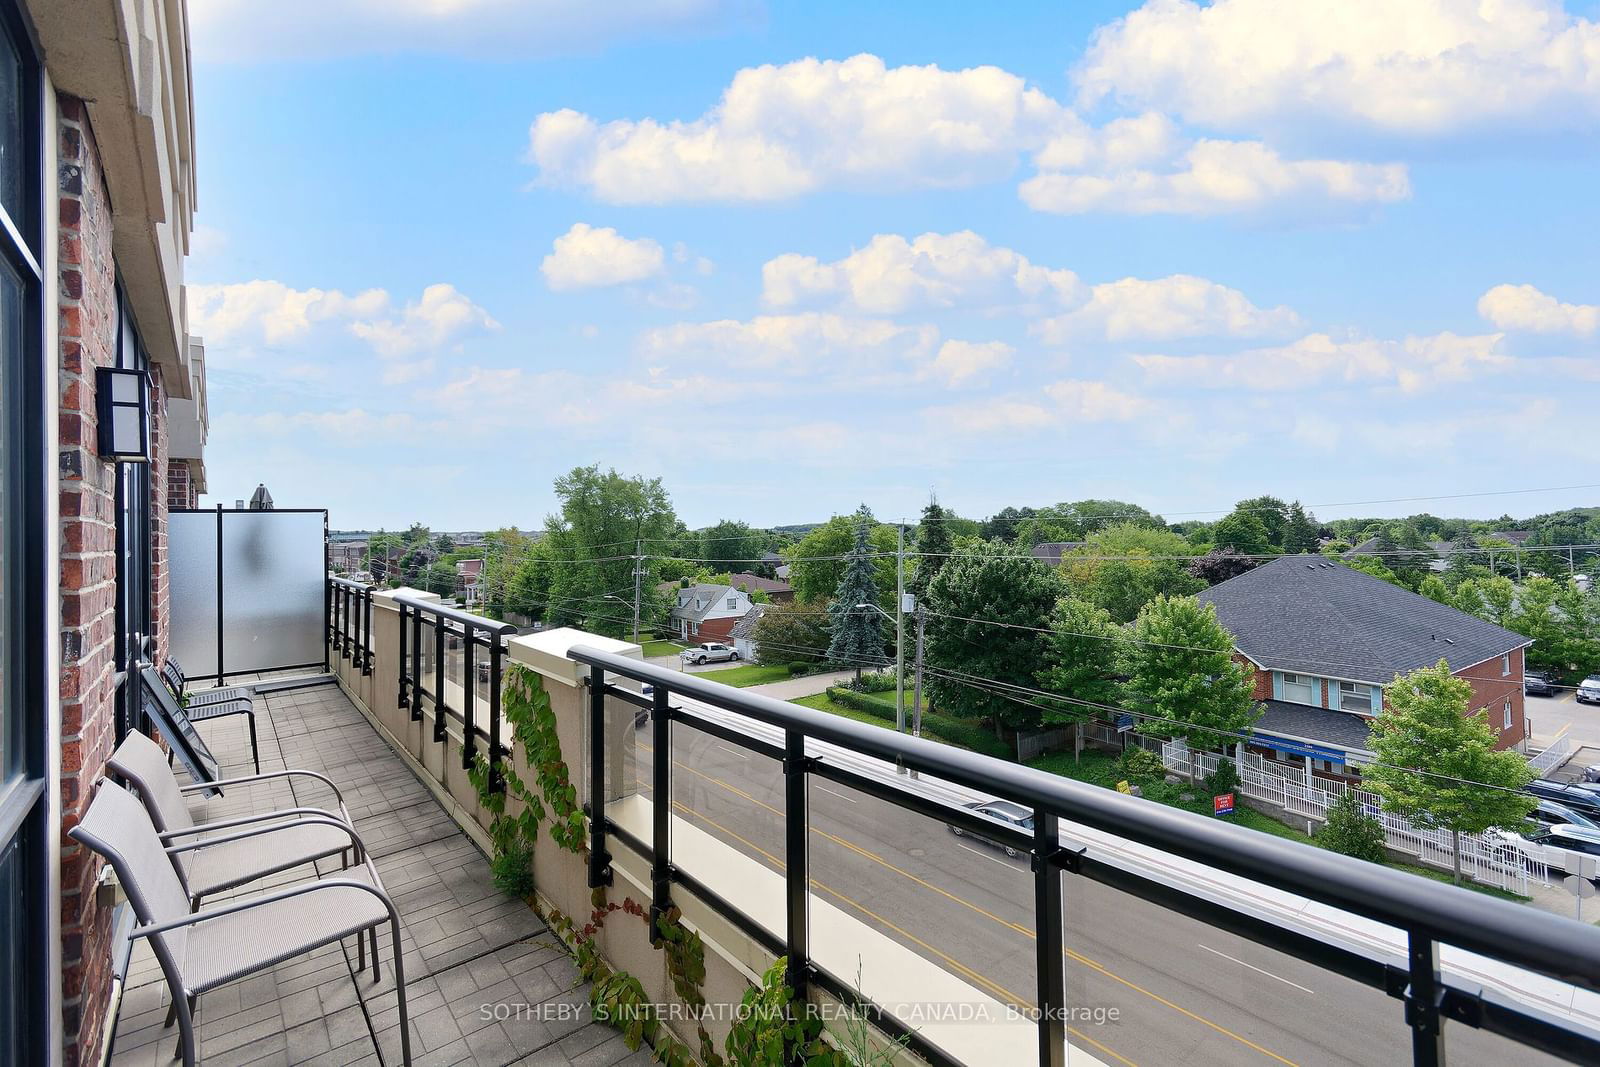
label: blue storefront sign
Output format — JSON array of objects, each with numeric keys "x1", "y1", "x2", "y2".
[
  {"x1": 1253, "y1": 733, "x2": 1348, "y2": 765},
  {"x1": 1115, "y1": 713, "x2": 1135, "y2": 734}
]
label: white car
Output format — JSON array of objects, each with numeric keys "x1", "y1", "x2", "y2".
[
  {"x1": 680, "y1": 642, "x2": 739, "y2": 665},
  {"x1": 1578, "y1": 676, "x2": 1600, "y2": 705}
]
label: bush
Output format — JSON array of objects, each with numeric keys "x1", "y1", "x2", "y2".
[
  {"x1": 824, "y1": 687, "x2": 1012, "y2": 760},
  {"x1": 1205, "y1": 757, "x2": 1240, "y2": 797},
  {"x1": 848, "y1": 670, "x2": 898, "y2": 693},
  {"x1": 1315, "y1": 792, "x2": 1389, "y2": 864},
  {"x1": 788, "y1": 661, "x2": 812, "y2": 676},
  {"x1": 1117, "y1": 745, "x2": 1167, "y2": 783}
]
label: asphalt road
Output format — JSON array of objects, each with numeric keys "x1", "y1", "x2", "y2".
[{"x1": 634, "y1": 718, "x2": 1562, "y2": 1067}]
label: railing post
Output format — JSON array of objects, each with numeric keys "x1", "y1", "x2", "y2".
[
  {"x1": 1034, "y1": 810, "x2": 1067, "y2": 1067},
  {"x1": 410, "y1": 609, "x2": 423, "y2": 722},
  {"x1": 587, "y1": 665, "x2": 612, "y2": 887},
  {"x1": 362, "y1": 591, "x2": 373, "y2": 675},
  {"x1": 461, "y1": 628, "x2": 477, "y2": 768},
  {"x1": 1406, "y1": 932, "x2": 1446, "y2": 1066},
  {"x1": 487, "y1": 634, "x2": 504, "y2": 793},
  {"x1": 433, "y1": 617, "x2": 448, "y2": 742},
  {"x1": 397, "y1": 602, "x2": 409, "y2": 709},
  {"x1": 341, "y1": 585, "x2": 352, "y2": 661},
  {"x1": 783, "y1": 729, "x2": 810, "y2": 1003},
  {"x1": 649, "y1": 681, "x2": 671, "y2": 945}
]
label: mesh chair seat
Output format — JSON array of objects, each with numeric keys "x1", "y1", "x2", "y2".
[
  {"x1": 185, "y1": 685, "x2": 252, "y2": 707},
  {"x1": 182, "y1": 819, "x2": 357, "y2": 899},
  {"x1": 181, "y1": 870, "x2": 389, "y2": 994},
  {"x1": 184, "y1": 698, "x2": 253, "y2": 722}
]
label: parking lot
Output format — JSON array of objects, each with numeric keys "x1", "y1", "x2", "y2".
[{"x1": 1528, "y1": 686, "x2": 1600, "y2": 782}]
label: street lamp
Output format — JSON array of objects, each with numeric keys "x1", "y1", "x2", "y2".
[
  {"x1": 854, "y1": 599, "x2": 904, "y2": 725},
  {"x1": 601, "y1": 593, "x2": 638, "y2": 644}
]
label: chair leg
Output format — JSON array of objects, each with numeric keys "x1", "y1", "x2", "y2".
[
  {"x1": 369, "y1": 926, "x2": 380, "y2": 980},
  {"x1": 389, "y1": 917, "x2": 412, "y2": 1065},
  {"x1": 247, "y1": 711, "x2": 259, "y2": 774},
  {"x1": 357, "y1": 931, "x2": 366, "y2": 972},
  {"x1": 173, "y1": 994, "x2": 197, "y2": 1066}
]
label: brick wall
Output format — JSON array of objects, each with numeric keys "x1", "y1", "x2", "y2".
[
  {"x1": 166, "y1": 461, "x2": 195, "y2": 509},
  {"x1": 149, "y1": 366, "x2": 169, "y2": 666},
  {"x1": 1457, "y1": 646, "x2": 1527, "y2": 750}
]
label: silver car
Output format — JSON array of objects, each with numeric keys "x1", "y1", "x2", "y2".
[{"x1": 680, "y1": 642, "x2": 739, "y2": 665}]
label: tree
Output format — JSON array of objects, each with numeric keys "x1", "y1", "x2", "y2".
[
  {"x1": 1282, "y1": 501, "x2": 1321, "y2": 555},
  {"x1": 1417, "y1": 574, "x2": 1451, "y2": 605},
  {"x1": 698, "y1": 519, "x2": 766, "y2": 571},
  {"x1": 826, "y1": 507, "x2": 888, "y2": 678},
  {"x1": 1123, "y1": 595, "x2": 1259, "y2": 782},
  {"x1": 1188, "y1": 547, "x2": 1258, "y2": 586},
  {"x1": 1209, "y1": 510, "x2": 1273, "y2": 555},
  {"x1": 1061, "y1": 524, "x2": 1203, "y2": 623},
  {"x1": 909, "y1": 496, "x2": 953, "y2": 607},
  {"x1": 1013, "y1": 499, "x2": 1163, "y2": 547},
  {"x1": 1364, "y1": 660, "x2": 1535, "y2": 883},
  {"x1": 476, "y1": 527, "x2": 534, "y2": 618},
  {"x1": 784, "y1": 512, "x2": 898, "y2": 609},
  {"x1": 925, "y1": 539, "x2": 1064, "y2": 734},
  {"x1": 752, "y1": 599, "x2": 831, "y2": 665},
  {"x1": 1454, "y1": 575, "x2": 1515, "y2": 628},
  {"x1": 1344, "y1": 555, "x2": 1407, "y2": 588},
  {"x1": 978, "y1": 506, "x2": 1035, "y2": 542},
  {"x1": 1231, "y1": 496, "x2": 1290, "y2": 549},
  {"x1": 1037, "y1": 597, "x2": 1122, "y2": 761}
]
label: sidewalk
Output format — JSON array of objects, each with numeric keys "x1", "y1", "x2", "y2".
[{"x1": 746, "y1": 668, "x2": 858, "y2": 700}]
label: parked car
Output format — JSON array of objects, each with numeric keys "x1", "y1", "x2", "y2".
[
  {"x1": 1583, "y1": 766, "x2": 1600, "y2": 785},
  {"x1": 1532, "y1": 800, "x2": 1600, "y2": 830},
  {"x1": 947, "y1": 800, "x2": 1033, "y2": 858},
  {"x1": 1526, "y1": 779, "x2": 1600, "y2": 815},
  {"x1": 1525, "y1": 824, "x2": 1600, "y2": 865},
  {"x1": 680, "y1": 642, "x2": 739, "y2": 665},
  {"x1": 1524, "y1": 671, "x2": 1555, "y2": 697},
  {"x1": 1579, "y1": 676, "x2": 1600, "y2": 705}
]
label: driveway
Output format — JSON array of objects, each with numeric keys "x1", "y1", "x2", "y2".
[
  {"x1": 745, "y1": 668, "x2": 858, "y2": 700},
  {"x1": 644, "y1": 654, "x2": 745, "y2": 674}
]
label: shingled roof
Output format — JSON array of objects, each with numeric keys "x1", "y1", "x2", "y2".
[{"x1": 1197, "y1": 556, "x2": 1531, "y2": 685}]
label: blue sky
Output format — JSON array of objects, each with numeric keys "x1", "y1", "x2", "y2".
[{"x1": 186, "y1": 0, "x2": 1600, "y2": 532}]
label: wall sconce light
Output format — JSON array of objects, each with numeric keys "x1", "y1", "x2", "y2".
[{"x1": 95, "y1": 366, "x2": 150, "y2": 461}]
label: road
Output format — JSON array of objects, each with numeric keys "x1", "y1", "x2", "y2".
[{"x1": 632, "y1": 716, "x2": 1560, "y2": 1067}]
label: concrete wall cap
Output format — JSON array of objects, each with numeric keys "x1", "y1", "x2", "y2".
[
  {"x1": 371, "y1": 587, "x2": 441, "y2": 610},
  {"x1": 508, "y1": 627, "x2": 642, "y2": 688}
]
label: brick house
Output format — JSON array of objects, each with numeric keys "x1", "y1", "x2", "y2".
[
  {"x1": 670, "y1": 583, "x2": 753, "y2": 643},
  {"x1": 0, "y1": 1, "x2": 203, "y2": 1063},
  {"x1": 1198, "y1": 557, "x2": 1532, "y2": 779}
]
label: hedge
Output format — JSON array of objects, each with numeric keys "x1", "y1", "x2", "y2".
[{"x1": 824, "y1": 687, "x2": 1011, "y2": 760}]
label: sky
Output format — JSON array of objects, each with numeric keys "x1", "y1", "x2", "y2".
[{"x1": 185, "y1": 0, "x2": 1600, "y2": 533}]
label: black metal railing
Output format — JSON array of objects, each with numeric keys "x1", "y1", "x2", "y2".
[
  {"x1": 329, "y1": 576, "x2": 374, "y2": 675},
  {"x1": 392, "y1": 591, "x2": 516, "y2": 792},
  {"x1": 567, "y1": 643, "x2": 1600, "y2": 1067}
]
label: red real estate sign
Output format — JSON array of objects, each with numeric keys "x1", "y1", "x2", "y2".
[{"x1": 1214, "y1": 793, "x2": 1235, "y2": 817}]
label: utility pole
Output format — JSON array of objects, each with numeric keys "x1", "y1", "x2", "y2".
[
  {"x1": 632, "y1": 539, "x2": 642, "y2": 645},
  {"x1": 895, "y1": 521, "x2": 906, "y2": 737},
  {"x1": 913, "y1": 605, "x2": 925, "y2": 738}
]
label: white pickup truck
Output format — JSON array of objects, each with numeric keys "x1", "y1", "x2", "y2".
[{"x1": 680, "y1": 642, "x2": 739, "y2": 665}]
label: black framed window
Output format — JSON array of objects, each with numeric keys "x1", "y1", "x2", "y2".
[
  {"x1": 0, "y1": 0, "x2": 46, "y2": 1063},
  {"x1": 114, "y1": 284, "x2": 153, "y2": 743}
]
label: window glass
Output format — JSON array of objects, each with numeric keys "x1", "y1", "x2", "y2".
[
  {"x1": 0, "y1": 22, "x2": 20, "y2": 235},
  {"x1": 0, "y1": 254, "x2": 17, "y2": 780},
  {"x1": 1504, "y1": 701, "x2": 1512, "y2": 729},
  {"x1": 1280, "y1": 673, "x2": 1315, "y2": 704},
  {"x1": 1339, "y1": 681, "x2": 1371, "y2": 713}
]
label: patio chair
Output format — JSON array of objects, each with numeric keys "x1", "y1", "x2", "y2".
[
  {"x1": 71, "y1": 782, "x2": 412, "y2": 1067},
  {"x1": 145, "y1": 662, "x2": 260, "y2": 775},
  {"x1": 109, "y1": 732, "x2": 360, "y2": 908},
  {"x1": 161, "y1": 655, "x2": 254, "y2": 708}
]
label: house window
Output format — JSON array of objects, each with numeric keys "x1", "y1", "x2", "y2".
[
  {"x1": 1501, "y1": 652, "x2": 1511, "y2": 677},
  {"x1": 1280, "y1": 672, "x2": 1315, "y2": 704},
  {"x1": 727, "y1": 597, "x2": 737, "y2": 609},
  {"x1": 1504, "y1": 700, "x2": 1513, "y2": 730},
  {"x1": 1338, "y1": 681, "x2": 1372, "y2": 713}
]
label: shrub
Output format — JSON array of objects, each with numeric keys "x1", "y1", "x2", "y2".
[
  {"x1": 1117, "y1": 744, "x2": 1167, "y2": 783},
  {"x1": 1316, "y1": 792, "x2": 1389, "y2": 864},
  {"x1": 1205, "y1": 757, "x2": 1240, "y2": 797},
  {"x1": 849, "y1": 670, "x2": 898, "y2": 693},
  {"x1": 824, "y1": 687, "x2": 1012, "y2": 760},
  {"x1": 787, "y1": 661, "x2": 812, "y2": 677}
]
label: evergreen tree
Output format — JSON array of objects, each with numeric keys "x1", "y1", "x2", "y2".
[
  {"x1": 1282, "y1": 501, "x2": 1321, "y2": 554},
  {"x1": 909, "y1": 495, "x2": 953, "y2": 607},
  {"x1": 1124, "y1": 595, "x2": 1260, "y2": 782},
  {"x1": 1364, "y1": 661, "x2": 1535, "y2": 883},
  {"x1": 826, "y1": 506, "x2": 888, "y2": 678},
  {"x1": 1038, "y1": 597, "x2": 1122, "y2": 761}
]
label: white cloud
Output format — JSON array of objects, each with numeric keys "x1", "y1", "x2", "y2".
[
  {"x1": 923, "y1": 377, "x2": 1150, "y2": 433},
  {"x1": 231, "y1": 409, "x2": 433, "y2": 440},
  {"x1": 1478, "y1": 283, "x2": 1600, "y2": 337},
  {"x1": 1034, "y1": 274, "x2": 1301, "y2": 342},
  {"x1": 1043, "y1": 379, "x2": 1152, "y2": 420},
  {"x1": 1133, "y1": 331, "x2": 1513, "y2": 392},
  {"x1": 541, "y1": 223, "x2": 667, "y2": 290},
  {"x1": 923, "y1": 397, "x2": 1055, "y2": 434},
  {"x1": 639, "y1": 312, "x2": 938, "y2": 373},
  {"x1": 1021, "y1": 139, "x2": 1409, "y2": 217},
  {"x1": 528, "y1": 53, "x2": 1068, "y2": 203},
  {"x1": 1074, "y1": 0, "x2": 1600, "y2": 138},
  {"x1": 762, "y1": 231, "x2": 1083, "y2": 313},
  {"x1": 348, "y1": 284, "x2": 500, "y2": 357},
  {"x1": 190, "y1": 280, "x2": 498, "y2": 360},
  {"x1": 921, "y1": 340, "x2": 1015, "y2": 387},
  {"x1": 191, "y1": 0, "x2": 751, "y2": 62}
]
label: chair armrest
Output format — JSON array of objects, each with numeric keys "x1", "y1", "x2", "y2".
[
  {"x1": 162, "y1": 814, "x2": 366, "y2": 857},
  {"x1": 131, "y1": 875, "x2": 398, "y2": 940},
  {"x1": 157, "y1": 806, "x2": 350, "y2": 840},
  {"x1": 179, "y1": 768, "x2": 345, "y2": 805}
]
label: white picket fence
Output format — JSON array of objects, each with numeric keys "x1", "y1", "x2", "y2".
[
  {"x1": 1529, "y1": 726, "x2": 1575, "y2": 776},
  {"x1": 1159, "y1": 740, "x2": 1533, "y2": 894}
]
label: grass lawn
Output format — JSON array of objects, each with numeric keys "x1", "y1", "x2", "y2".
[
  {"x1": 1028, "y1": 749, "x2": 1530, "y2": 902},
  {"x1": 695, "y1": 663, "x2": 795, "y2": 687},
  {"x1": 790, "y1": 691, "x2": 1012, "y2": 759},
  {"x1": 791, "y1": 692, "x2": 898, "y2": 729},
  {"x1": 638, "y1": 638, "x2": 686, "y2": 658}
]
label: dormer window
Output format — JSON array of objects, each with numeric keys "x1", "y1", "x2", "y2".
[
  {"x1": 1501, "y1": 652, "x2": 1511, "y2": 677},
  {"x1": 1339, "y1": 681, "x2": 1373, "y2": 713},
  {"x1": 1280, "y1": 673, "x2": 1314, "y2": 704},
  {"x1": 727, "y1": 597, "x2": 738, "y2": 609}
]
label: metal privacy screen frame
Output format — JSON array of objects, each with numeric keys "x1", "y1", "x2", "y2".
[
  {"x1": 168, "y1": 507, "x2": 330, "y2": 684},
  {"x1": 139, "y1": 666, "x2": 221, "y2": 792}
]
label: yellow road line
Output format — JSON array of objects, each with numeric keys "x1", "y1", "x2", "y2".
[{"x1": 646, "y1": 740, "x2": 1299, "y2": 1066}]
